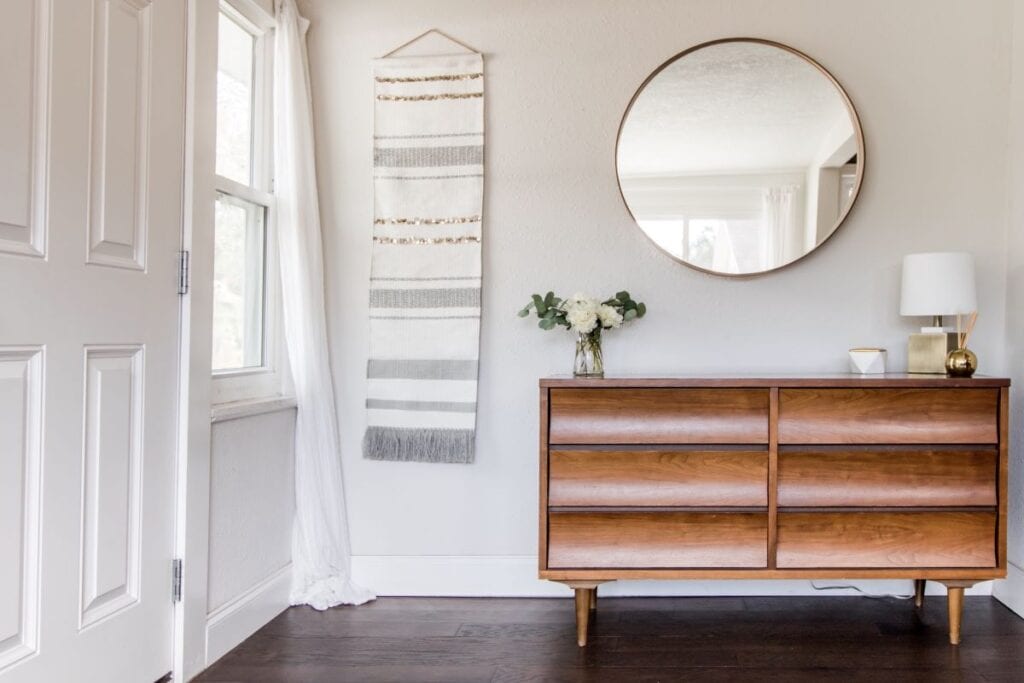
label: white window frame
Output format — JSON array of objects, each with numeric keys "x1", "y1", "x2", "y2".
[{"x1": 210, "y1": 0, "x2": 288, "y2": 405}]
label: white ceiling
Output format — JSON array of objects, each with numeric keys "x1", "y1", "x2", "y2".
[{"x1": 617, "y1": 42, "x2": 853, "y2": 177}]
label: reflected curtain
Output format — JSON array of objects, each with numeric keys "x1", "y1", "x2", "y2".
[
  {"x1": 710, "y1": 223, "x2": 739, "y2": 273},
  {"x1": 762, "y1": 186, "x2": 800, "y2": 269},
  {"x1": 274, "y1": 0, "x2": 374, "y2": 609}
]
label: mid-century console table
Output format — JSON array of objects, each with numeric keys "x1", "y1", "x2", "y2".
[{"x1": 537, "y1": 375, "x2": 1010, "y2": 646}]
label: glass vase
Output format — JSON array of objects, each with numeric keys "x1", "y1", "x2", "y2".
[{"x1": 573, "y1": 330, "x2": 604, "y2": 377}]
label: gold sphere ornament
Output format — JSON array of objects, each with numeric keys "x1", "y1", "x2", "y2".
[{"x1": 945, "y1": 348, "x2": 978, "y2": 378}]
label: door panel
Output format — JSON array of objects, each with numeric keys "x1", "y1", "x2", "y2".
[
  {"x1": 0, "y1": 0, "x2": 185, "y2": 680},
  {"x1": 86, "y1": 0, "x2": 151, "y2": 270},
  {"x1": 0, "y1": 350, "x2": 43, "y2": 670},
  {"x1": 0, "y1": 0, "x2": 47, "y2": 258},
  {"x1": 80, "y1": 346, "x2": 144, "y2": 629}
]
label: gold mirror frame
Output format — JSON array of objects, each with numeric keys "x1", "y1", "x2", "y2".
[{"x1": 615, "y1": 38, "x2": 866, "y2": 277}]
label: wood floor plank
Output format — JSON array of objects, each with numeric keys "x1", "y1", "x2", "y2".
[
  {"x1": 195, "y1": 662, "x2": 497, "y2": 682},
  {"x1": 193, "y1": 596, "x2": 1023, "y2": 683},
  {"x1": 491, "y1": 667, "x2": 989, "y2": 683}
]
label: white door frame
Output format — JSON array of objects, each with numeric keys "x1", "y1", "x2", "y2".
[{"x1": 173, "y1": 0, "x2": 217, "y2": 679}]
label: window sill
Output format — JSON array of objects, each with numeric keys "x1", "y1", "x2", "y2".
[{"x1": 211, "y1": 395, "x2": 298, "y2": 423}]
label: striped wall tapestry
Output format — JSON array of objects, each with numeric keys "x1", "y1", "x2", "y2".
[{"x1": 364, "y1": 53, "x2": 484, "y2": 464}]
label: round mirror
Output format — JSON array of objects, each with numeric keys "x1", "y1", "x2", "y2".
[{"x1": 616, "y1": 39, "x2": 864, "y2": 276}]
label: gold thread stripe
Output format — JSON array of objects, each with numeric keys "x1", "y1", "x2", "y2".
[
  {"x1": 375, "y1": 72, "x2": 483, "y2": 83},
  {"x1": 377, "y1": 92, "x2": 483, "y2": 102},
  {"x1": 373, "y1": 236, "x2": 481, "y2": 245},
  {"x1": 375, "y1": 215, "x2": 481, "y2": 226}
]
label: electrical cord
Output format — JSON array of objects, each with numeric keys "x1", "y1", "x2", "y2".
[{"x1": 810, "y1": 580, "x2": 915, "y2": 600}]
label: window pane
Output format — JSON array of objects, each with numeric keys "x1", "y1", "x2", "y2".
[
  {"x1": 213, "y1": 194, "x2": 266, "y2": 372},
  {"x1": 216, "y1": 12, "x2": 254, "y2": 185}
]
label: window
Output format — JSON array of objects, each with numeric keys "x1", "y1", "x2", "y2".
[
  {"x1": 639, "y1": 217, "x2": 758, "y2": 273},
  {"x1": 211, "y1": 2, "x2": 283, "y2": 404},
  {"x1": 212, "y1": 194, "x2": 265, "y2": 370},
  {"x1": 216, "y1": 11, "x2": 256, "y2": 186}
]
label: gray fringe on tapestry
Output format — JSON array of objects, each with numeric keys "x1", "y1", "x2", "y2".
[{"x1": 363, "y1": 426, "x2": 475, "y2": 464}]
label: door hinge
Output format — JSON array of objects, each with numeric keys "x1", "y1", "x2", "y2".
[
  {"x1": 172, "y1": 558, "x2": 183, "y2": 603},
  {"x1": 177, "y1": 250, "x2": 190, "y2": 295}
]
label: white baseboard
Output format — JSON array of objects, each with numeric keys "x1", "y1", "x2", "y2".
[
  {"x1": 205, "y1": 564, "x2": 291, "y2": 666},
  {"x1": 351, "y1": 555, "x2": 993, "y2": 598},
  {"x1": 993, "y1": 561, "x2": 1024, "y2": 617}
]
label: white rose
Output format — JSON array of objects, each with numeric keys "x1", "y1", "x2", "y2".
[
  {"x1": 565, "y1": 293, "x2": 593, "y2": 311},
  {"x1": 598, "y1": 304, "x2": 623, "y2": 329},
  {"x1": 566, "y1": 308, "x2": 598, "y2": 334}
]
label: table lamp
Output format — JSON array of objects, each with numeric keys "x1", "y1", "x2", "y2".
[{"x1": 900, "y1": 252, "x2": 977, "y2": 373}]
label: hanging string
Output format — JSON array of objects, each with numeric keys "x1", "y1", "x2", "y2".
[{"x1": 380, "y1": 28, "x2": 480, "y2": 58}]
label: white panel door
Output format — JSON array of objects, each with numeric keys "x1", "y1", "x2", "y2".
[{"x1": 0, "y1": 0, "x2": 185, "y2": 681}]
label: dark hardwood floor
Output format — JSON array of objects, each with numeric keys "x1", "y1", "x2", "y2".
[{"x1": 194, "y1": 596, "x2": 1024, "y2": 682}]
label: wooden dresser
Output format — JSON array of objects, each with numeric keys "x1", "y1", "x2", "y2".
[{"x1": 538, "y1": 375, "x2": 1010, "y2": 646}]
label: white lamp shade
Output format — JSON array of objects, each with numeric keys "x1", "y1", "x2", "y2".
[{"x1": 900, "y1": 252, "x2": 977, "y2": 316}]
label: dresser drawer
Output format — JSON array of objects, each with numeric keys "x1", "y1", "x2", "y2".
[
  {"x1": 548, "y1": 388, "x2": 769, "y2": 444},
  {"x1": 778, "y1": 449, "x2": 997, "y2": 507},
  {"x1": 778, "y1": 388, "x2": 999, "y2": 444},
  {"x1": 549, "y1": 449, "x2": 768, "y2": 506},
  {"x1": 777, "y1": 511, "x2": 997, "y2": 568},
  {"x1": 548, "y1": 511, "x2": 768, "y2": 568}
]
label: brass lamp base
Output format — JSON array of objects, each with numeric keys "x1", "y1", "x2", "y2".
[{"x1": 907, "y1": 332, "x2": 958, "y2": 374}]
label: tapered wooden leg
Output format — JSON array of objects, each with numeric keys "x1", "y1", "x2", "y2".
[
  {"x1": 574, "y1": 588, "x2": 592, "y2": 646},
  {"x1": 947, "y1": 586, "x2": 964, "y2": 645},
  {"x1": 939, "y1": 580, "x2": 976, "y2": 646},
  {"x1": 561, "y1": 581, "x2": 606, "y2": 647},
  {"x1": 914, "y1": 579, "x2": 925, "y2": 608}
]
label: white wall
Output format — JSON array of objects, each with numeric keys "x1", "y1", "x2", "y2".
[
  {"x1": 204, "y1": 408, "x2": 296, "y2": 662},
  {"x1": 303, "y1": 0, "x2": 1015, "y2": 595},
  {"x1": 993, "y1": 0, "x2": 1024, "y2": 616}
]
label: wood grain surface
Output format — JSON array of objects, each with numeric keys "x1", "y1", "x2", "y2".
[
  {"x1": 548, "y1": 449, "x2": 768, "y2": 507},
  {"x1": 541, "y1": 374, "x2": 1010, "y2": 388},
  {"x1": 548, "y1": 388, "x2": 769, "y2": 444},
  {"x1": 777, "y1": 449, "x2": 997, "y2": 507},
  {"x1": 776, "y1": 511, "x2": 996, "y2": 568},
  {"x1": 777, "y1": 388, "x2": 999, "y2": 444},
  {"x1": 548, "y1": 511, "x2": 768, "y2": 569},
  {"x1": 193, "y1": 596, "x2": 1024, "y2": 682},
  {"x1": 537, "y1": 378, "x2": 1008, "y2": 591}
]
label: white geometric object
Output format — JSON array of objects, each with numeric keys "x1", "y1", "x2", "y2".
[{"x1": 849, "y1": 348, "x2": 887, "y2": 374}]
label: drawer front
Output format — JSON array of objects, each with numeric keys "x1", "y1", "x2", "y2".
[
  {"x1": 778, "y1": 388, "x2": 998, "y2": 444},
  {"x1": 548, "y1": 388, "x2": 769, "y2": 444},
  {"x1": 549, "y1": 449, "x2": 768, "y2": 506},
  {"x1": 777, "y1": 511, "x2": 996, "y2": 568},
  {"x1": 548, "y1": 512, "x2": 768, "y2": 568},
  {"x1": 777, "y1": 449, "x2": 997, "y2": 507}
]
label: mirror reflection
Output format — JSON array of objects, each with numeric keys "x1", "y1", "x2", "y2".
[{"x1": 617, "y1": 40, "x2": 863, "y2": 276}]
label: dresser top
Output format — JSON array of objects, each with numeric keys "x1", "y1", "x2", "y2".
[{"x1": 540, "y1": 373, "x2": 1010, "y2": 388}]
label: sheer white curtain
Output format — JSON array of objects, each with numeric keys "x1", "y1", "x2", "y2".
[
  {"x1": 274, "y1": 0, "x2": 374, "y2": 609},
  {"x1": 761, "y1": 186, "x2": 800, "y2": 269},
  {"x1": 710, "y1": 223, "x2": 740, "y2": 273}
]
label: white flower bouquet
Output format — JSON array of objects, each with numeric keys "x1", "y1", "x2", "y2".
[{"x1": 518, "y1": 291, "x2": 647, "y2": 376}]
